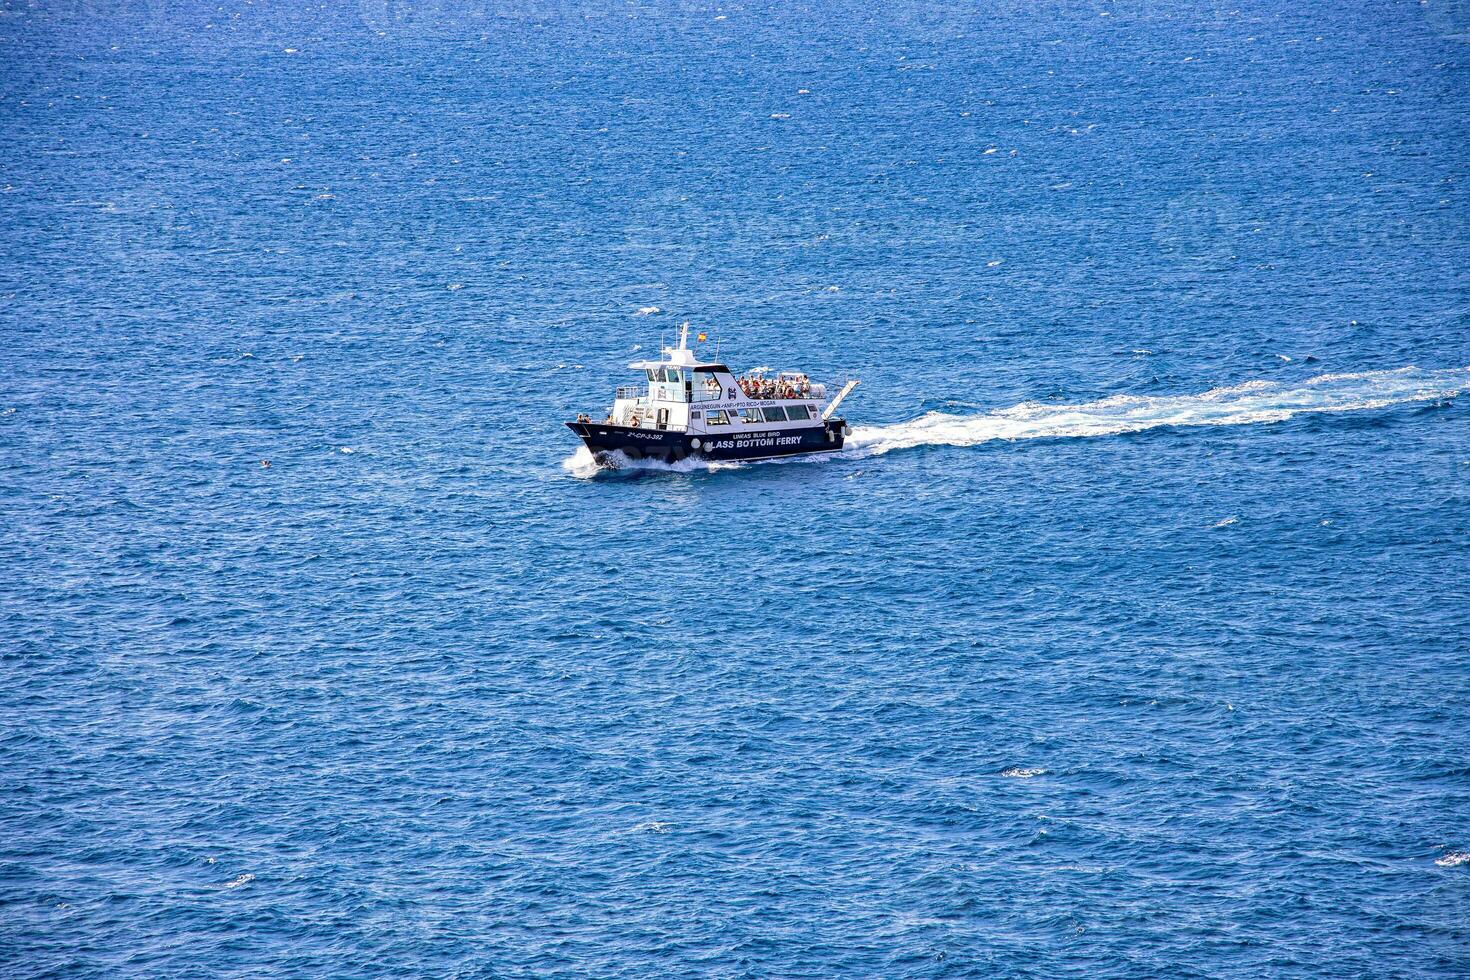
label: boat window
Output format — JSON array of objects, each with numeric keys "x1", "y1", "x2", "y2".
[
  {"x1": 690, "y1": 411, "x2": 701, "y2": 420},
  {"x1": 692, "y1": 369, "x2": 724, "y2": 402},
  {"x1": 740, "y1": 408, "x2": 764, "y2": 424},
  {"x1": 646, "y1": 369, "x2": 657, "y2": 382},
  {"x1": 706, "y1": 410, "x2": 729, "y2": 425},
  {"x1": 762, "y1": 406, "x2": 789, "y2": 422},
  {"x1": 785, "y1": 404, "x2": 811, "y2": 420}
]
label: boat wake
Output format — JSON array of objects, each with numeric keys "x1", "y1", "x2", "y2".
[
  {"x1": 847, "y1": 366, "x2": 1469, "y2": 457},
  {"x1": 562, "y1": 366, "x2": 1467, "y2": 477}
]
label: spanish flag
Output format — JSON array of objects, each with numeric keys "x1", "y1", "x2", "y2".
[{"x1": 697, "y1": 332, "x2": 707, "y2": 342}]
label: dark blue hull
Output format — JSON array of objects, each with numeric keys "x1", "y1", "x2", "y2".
[{"x1": 567, "y1": 419, "x2": 847, "y2": 466}]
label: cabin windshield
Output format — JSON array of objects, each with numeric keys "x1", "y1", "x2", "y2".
[{"x1": 643, "y1": 366, "x2": 689, "y2": 402}]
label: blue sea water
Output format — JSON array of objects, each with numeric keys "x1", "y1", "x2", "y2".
[{"x1": 3, "y1": 0, "x2": 1470, "y2": 975}]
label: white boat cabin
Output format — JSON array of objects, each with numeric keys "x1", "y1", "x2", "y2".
[{"x1": 602, "y1": 325, "x2": 833, "y2": 435}]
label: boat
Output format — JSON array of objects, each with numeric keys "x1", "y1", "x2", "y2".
[{"x1": 566, "y1": 324, "x2": 860, "y2": 467}]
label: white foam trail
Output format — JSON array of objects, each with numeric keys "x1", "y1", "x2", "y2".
[{"x1": 848, "y1": 366, "x2": 1469, "y2": 457}]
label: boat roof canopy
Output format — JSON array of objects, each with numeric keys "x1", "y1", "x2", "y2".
[{"x1": 627, "y1": 361, "x2": 731, "y2": 373}]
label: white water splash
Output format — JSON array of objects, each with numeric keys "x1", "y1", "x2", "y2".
[
  {"x1": 1001, "y1": 767, "x2": 1047, "y2": 778},
  {"x1": 848, "y1": 366, "x2": 1469, "y2": 457},
  {"x1": 561, "y1": 445, "x2": 749, "y2": 479},
  {"x1": 1435, "y1": 851, "x2": 1470, "y2": 868}
]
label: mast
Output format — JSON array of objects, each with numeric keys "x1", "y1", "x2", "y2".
[{"x1": 661, "y1": 322, "x2": 697, "y2": 367}]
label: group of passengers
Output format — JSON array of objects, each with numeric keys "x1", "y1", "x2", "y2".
[{"x1": 738, "y1": 375, "x2": 811, "y2": 400}]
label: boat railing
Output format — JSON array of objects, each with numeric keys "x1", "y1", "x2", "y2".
[{"x1": 615, "y1": 385, "x2": 644, "y2": 400}]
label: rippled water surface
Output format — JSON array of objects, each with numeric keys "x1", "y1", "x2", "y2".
[{"x1": 3, "y1": 2, "x2": 1469, "y2": 976}]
